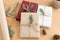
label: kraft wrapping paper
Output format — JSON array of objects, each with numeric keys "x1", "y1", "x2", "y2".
[{"x1": 20, "y1": 12, "x2": 40, "y2": 38}]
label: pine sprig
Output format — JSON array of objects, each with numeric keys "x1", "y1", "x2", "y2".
[
  {"x1": 29, "y1": 15, "x2": 33, "y2": 24},
  {"x1": 28, "y1": 4, "x2": 34, "y2": 11},
  {"x1": 23, "y1": 4, "x2": 34, "y2": 12},
  {"x1": 8, "y1": 25, "x2": 15, "y2": 38},
  {"x1": 5, "y1": 6, "x2": 11, "y2": 16},
  {"x1": 39, "y1": 8, "x2": 45, "y2": 15}
]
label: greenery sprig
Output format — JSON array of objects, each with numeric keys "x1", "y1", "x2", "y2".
[
  {"x1": 5, "y1": 6, "x2": 11, "y2": 16},
  {"x1": 39, "y1": 8, "x2": 45, "y2": 15},
  {"x1": 28, "y1": 4, "x2": 34, "y2": 11},
  {"x1": 8, "y1": 25, "x2": 15, "y2": 38},
  {"x1": 23, "y1": 4, "x2": 34, "y2": 12},
  {"x1": 29, "y1": 15, "x2": 33, "y2": 24}
]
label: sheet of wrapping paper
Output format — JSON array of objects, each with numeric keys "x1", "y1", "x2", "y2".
[
  {"x1": 0, "y1": 0, "x2": 10, "y2": 40},
  {"x1": 37, "y1": 5, "x2": 52, "y2": 28},
  {"x1": 20, "y1": 12, "x2": 40, "y2": 38}
]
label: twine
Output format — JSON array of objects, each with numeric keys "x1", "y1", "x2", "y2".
[{"x1": 20, "y1": 23, "x2": 40, "y2": 32}]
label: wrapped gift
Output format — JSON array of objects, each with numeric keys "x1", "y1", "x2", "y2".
[
  {"x1": 37, "y1": 5, "x2": 52, "y2": 28},
  {"x1": 16, "y1": 1, "x2": 38, "y2": 21},
  {"x1": 20, "y1": 12, "x2": 40, "y2": 38}
]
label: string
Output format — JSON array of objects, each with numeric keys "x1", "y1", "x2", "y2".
[{"x1": 20, "y1": 23, "x2": 40, "y2": 32}]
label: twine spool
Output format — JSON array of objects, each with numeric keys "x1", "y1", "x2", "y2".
[{"x1": 52, "y1": 0, "x2": 60, "y2": 8}]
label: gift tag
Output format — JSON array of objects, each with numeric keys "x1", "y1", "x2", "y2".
[
  {"x1": 37, "y1": 5, "x2": 52, "y2": 28},
  {"x1": 20, "y1": 12, "x2": 40, "y2": 38},
  {"x1": 16, "y1": 1, "x2": 38, "y2": 21}
]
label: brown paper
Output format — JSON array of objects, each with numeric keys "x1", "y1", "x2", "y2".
[{"x1": 20, "y1": 12, "x2": 40, "y2": 38}]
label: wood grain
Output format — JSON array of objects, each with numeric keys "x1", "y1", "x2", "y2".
[{"x1": 0, "y1": 0, "x2": 60, "y2": 40}]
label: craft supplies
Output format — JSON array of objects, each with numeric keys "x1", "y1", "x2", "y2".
[
  {"x1": 20, "y1": 13, "x2": 40, "y2": 38},
  {"x1": 0, "y1": 0, "x2": 10, "y2": 40},
  {"x1": 16, "y1": 1, "x2": 52, "y2": 29}
]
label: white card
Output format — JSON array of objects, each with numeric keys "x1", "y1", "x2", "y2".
[
  {"x1": 20, "y1": 12, "x2": 40, "y2": 38},
  {"x1": 37, "y1": 5, "x2": 52, "y2": 28}
]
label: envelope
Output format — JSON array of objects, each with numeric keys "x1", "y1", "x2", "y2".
[
  {"x1": 37, "y1": 5, "x2": 52, "y2": 28},
  {"x1": 16, "y1": 1, "x2": 38, "y2": 21},
  {"x1": 20, "y1": 12, "x2": 40, "y2": 38}
]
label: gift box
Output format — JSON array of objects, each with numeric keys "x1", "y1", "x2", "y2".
[
  {"x1": 20, "y1": 12, "x2": 40, "y2": 38},
  {"x1": 37, "y1": 5, "x2": 52, "y2": 28},
  {"x1": 16, "y1": 1, "x2": 38, "y2": 21}
]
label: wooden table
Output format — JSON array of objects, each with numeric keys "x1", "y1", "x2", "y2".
[{"x1": 0, "y1": 0, "x2": 60, "y2": 40}]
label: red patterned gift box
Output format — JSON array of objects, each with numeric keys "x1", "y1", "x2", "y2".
[{"x1": 16, "y1": 1, "x2": 38, "y2": 21}]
